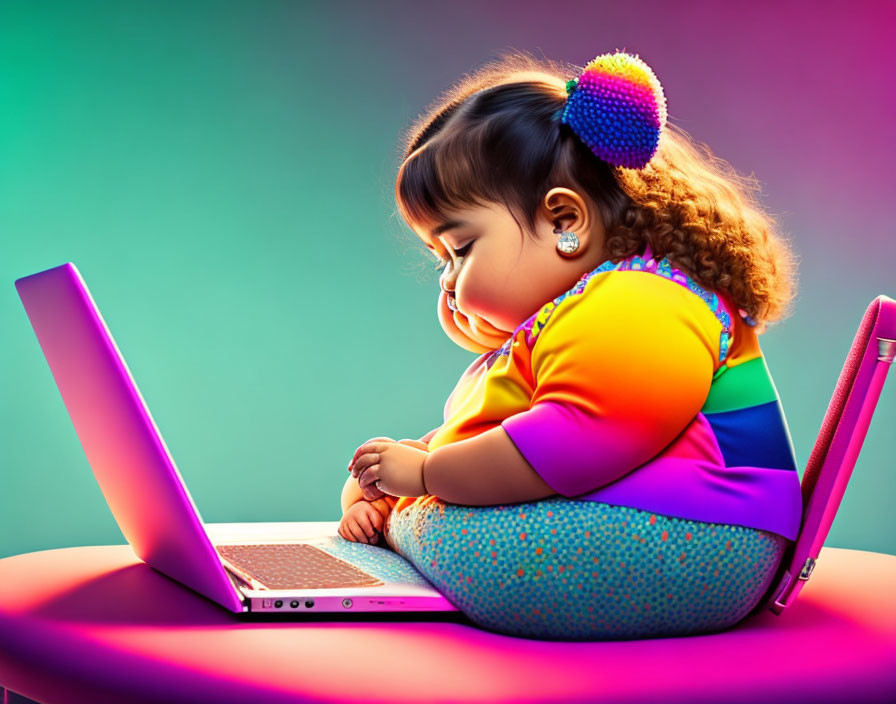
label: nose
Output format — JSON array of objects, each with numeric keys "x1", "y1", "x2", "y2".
[
  {"x1": 440, "y1": 269, "x2": 458, "y2": 311},
  {"x1": 440, "y1": 266, "x2": 458, "y2": 296}
]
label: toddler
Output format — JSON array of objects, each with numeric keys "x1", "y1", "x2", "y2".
[{"x1": 339, "y1": 49, "x2": 801, "y2": 640}]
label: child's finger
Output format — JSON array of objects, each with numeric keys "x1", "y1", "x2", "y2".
[
  {"x1": 365, "y1": 510, "x2": 383, "y2": 543},
  {"x1": 349, "y1": 451, "x2": 375, "y2": 478},
  {"x1": 349, "y1": 439, "x2": 395, "y2": 474},
  {"x1": 347, "y1": 518, "x2": 369, "y2": 543},
  {"x1": 365, "y1": 504, "x2": 385, "y2": 530},
  {"x1": 350, "y1": 437, "x2": 395, "y2": 467},
  {"x1": 356, "y1": 511, "x2": 377, "y2": 540},
  {"x1": 340, "y1": 515, "x2": 361, "y2": 542},
  {"x1": 361, "y1": 483, "x2": 385, "y2": 501},
  {"x1": 351, "y1": 451, "x2": 383, "y2": 479},
  {"x1": 358, "y1": 470, "x2": 385, "y2": 501},
  {"x1": 358, "y1": 466, "x2": 380, "y2": 490}
]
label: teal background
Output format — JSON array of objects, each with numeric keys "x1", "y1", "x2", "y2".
[{"x1": 1, "y1": 0, "x2": 893, "y2": 560}]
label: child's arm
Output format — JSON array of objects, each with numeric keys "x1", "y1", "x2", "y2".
[{"x1": 422, "y1": 425, "x2": 557, "y2": 505}]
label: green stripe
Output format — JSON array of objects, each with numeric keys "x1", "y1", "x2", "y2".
[{"x1": 702, "y1": 356, "x2": 779, "y2": 414}]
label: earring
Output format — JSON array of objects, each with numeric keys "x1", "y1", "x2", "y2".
[{"x1": 554, "y1": 229, "x2": 580, "y2": 254}]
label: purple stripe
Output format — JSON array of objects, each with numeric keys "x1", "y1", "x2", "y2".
[
  {"x1": 582, "y1": 458, "x2": 802, "y2": 541},
  {"x1": 502, "y1": 401, "x2": 670, "y2": 497},
  {"x1": 504, "y1": 408, "x2": 802, "y2": 540}
]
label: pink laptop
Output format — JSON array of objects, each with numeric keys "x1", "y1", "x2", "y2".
[
  {"x1": 759, "y1": 293, "x2": 896, "y2": 614},
  {"x1": 15, "y1": 263, "x2": 459, "y2": 616}
]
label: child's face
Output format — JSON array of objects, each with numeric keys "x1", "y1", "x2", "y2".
[{"x1": 413, "y1": 193, "x2": 608, "y2": 352}]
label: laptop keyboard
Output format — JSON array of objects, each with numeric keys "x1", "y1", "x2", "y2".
[{"x1": 217, "y1": 543, "x2": 384, "y2": 590}]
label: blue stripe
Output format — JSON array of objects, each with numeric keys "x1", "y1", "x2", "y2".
[{"x1": 703, "y1": 401, "x2": 799, "y2": 471}]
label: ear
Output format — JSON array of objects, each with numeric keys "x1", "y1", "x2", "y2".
[{"x1": 541, "y1": 187, "x2": 595, "y2": 256}]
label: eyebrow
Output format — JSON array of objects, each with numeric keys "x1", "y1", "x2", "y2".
[{"x1": 430, "y1": 219, "x2": 469, "y2": 237}]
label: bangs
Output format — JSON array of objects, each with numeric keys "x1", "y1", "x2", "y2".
[
  {"x1": 395, "y1": 132, "x2": 500, "y2": 245},
  {"x1": 394, "y1": 79, "x2": 582, "y2": 248}
]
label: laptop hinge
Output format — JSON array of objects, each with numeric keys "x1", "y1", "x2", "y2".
[
  {"x1": 220, "y1": 561, "x2": 259, "y2": 610},
  {"x1": 219, "y1": 555, "x2": 269, "y2": 591},
  {"x1": 799, "y1": 557, "x2": 816, "y2": 581},
  {"x1": 770, "y1": 557, "x2": 817, "y2": 615}
]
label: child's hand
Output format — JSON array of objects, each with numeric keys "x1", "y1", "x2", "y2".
[
  {"x1": 349, "y1": 439, "x2": 429, "y2": 499},
  {"x1": 346, "y1": 437, "x2": 397, "y2": 502},
  {"x1": 338, "y1": 500, "x2": 385, "y2": 544}
]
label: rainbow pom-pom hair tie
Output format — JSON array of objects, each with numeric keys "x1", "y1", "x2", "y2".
[{"x1": 561, "y1": 51, "x2": 667, "y2": 170}]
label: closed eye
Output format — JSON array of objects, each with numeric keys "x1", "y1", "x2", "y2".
[
  {"x1": 432, "y1": 241, "x2": 472, "y2": 272},
  {"x1": 454, "y1": 242, "x2": 473, "y2": 257}
]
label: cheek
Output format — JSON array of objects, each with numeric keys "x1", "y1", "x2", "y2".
[
  {"x1": 465, "y1": 267, "x2": 549, "y2": 331},
  {"x1": 465, "y1": 266, "x2": 524, "y2": 321},
  {"x1": 456, "y1": 263, "x2": 498, "y2": 305}
]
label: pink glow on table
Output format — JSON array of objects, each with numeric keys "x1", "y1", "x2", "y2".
[{"x1": 0, "y1": 543, "x2": 894, "y2": 703}]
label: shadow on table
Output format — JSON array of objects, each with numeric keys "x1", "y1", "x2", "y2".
[{"x1": 28, "y1": 559, "x2": 474, "y2": 628}]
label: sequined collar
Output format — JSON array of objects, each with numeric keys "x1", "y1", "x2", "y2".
[{"x1": 486, "y1": 244, "x2": 742, "y2": 369}]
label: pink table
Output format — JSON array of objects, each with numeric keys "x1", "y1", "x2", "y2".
[{"x1": 0, "y1": 523, "x2": 894, "y2": 704}]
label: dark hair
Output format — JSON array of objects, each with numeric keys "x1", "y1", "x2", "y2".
[{"x1": 394, "y1": 49, "x2": 797, "y2": 327}]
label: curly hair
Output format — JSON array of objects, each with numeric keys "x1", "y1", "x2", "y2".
[{"x1": 394, "y1": 49, "x2": 798, "y2": 328}]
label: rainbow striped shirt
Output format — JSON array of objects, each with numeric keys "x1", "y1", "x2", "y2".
[{"x1": 411, "y1": 244, "x2": 802, "y2": 541}]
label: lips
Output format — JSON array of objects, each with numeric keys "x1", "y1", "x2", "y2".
[{"x1": 446, "y1": 294, "x2": 457, "y2": 311}]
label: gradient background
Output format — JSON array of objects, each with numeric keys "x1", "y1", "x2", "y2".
[{"x1": 1, "y1": 0, "x2": 893, "y2": 560}]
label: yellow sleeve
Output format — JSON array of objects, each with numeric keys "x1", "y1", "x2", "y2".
[{"x1": 501, "y1": 271, "x2": 722, "y2": 496}]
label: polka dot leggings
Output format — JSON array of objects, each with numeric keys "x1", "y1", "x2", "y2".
[{"x1": 385, "y1": 496, "x2": 789, "y2": 641}]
